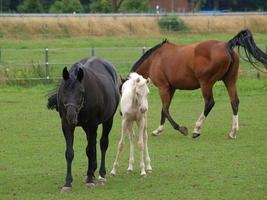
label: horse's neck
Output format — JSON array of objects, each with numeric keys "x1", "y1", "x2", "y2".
[
  {"x1": 135, "y1": 62, "x2": 151, "y2": 79},
  {"x1": 121, "y1": 83, "x2": 137, "y2": 109},
  {"x1": 125, "y1": 85, "x2": 137, "y2": 104}
]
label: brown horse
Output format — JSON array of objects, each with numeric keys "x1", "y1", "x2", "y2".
[{"x1": 130, "y1": 29, "x2": 267, "y2": 139}]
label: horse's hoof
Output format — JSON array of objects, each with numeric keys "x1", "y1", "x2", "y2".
[
  {"x1": 110, "y1": 171, "x2": 116, "y2": 176},
  {"x1": 152, "y1": 125, "x2": 164, "y2": 136},
  {"x1": 192, "y1": 132, "x2": 201, "y2": 138},
  {"x1": 152, "y1": 131, "x2": 161, "y2": 136},
  {"x1": 86, "y1": 182, "x2": 95, "y2": 189},
  {"x1": 179, "y1": 126, "x2": 188, "y2": 136},
  {"x1": 98, "y1": 177, "x2": 106, "y2": 186},
  {"x1": 228, "y1": 134, "x2": 236, "y2": 139},
  {"x1": 127, "y1": 168, "x2": 133, "y2": 173},
  {"x1": 146, "y1": 169, "x2": 152, "y2": 174},
  {"x1": 61, "y1": 186, "x2": 71, "y2": 193},
  {"x1": 140, "y1": 172, "x2": 147, "y2": 177}
]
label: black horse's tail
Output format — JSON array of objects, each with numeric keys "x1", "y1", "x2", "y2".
[
  {"x1": 227, "y1": 29, "x2": 267, "y2": 69},
  {"x1": 47, "y1": 93, "x2": 58, "y2": 111}
]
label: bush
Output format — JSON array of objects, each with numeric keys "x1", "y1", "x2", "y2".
[
  {"x1": 158, "y1": 15, "x2": 188, "y2": 32},
  {"x1": 49, "y1": 0, "x2": 84, "y2": 13},
  {"x1": 120, "y1": 0, "x2": 149, "y2": 13},
  {"x1": 89, "y1": 0, "x2": 112, "y2": 13},
  {"x1": 18, "y1": 0, "x2": 43, "y2": 13}
]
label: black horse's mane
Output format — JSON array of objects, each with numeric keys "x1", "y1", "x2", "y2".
[{"x1": 130, "y1": 39, "x2": 169, "y2": 72}]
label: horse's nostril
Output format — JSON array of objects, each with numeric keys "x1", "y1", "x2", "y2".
[
  {"x1": 140, "y1": 107, "x2": 147, "y2": 113},
  {"x1": 66, "y1": 106, "x2": 78, "y2": 125}
]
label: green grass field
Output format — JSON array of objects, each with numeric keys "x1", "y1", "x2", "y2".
[
  {"x1": 0, "y1": 33, "x2": 267, "y2": 199},
  {"x1": 0, "y1": 78, "x2": 267, "y2": 200}
]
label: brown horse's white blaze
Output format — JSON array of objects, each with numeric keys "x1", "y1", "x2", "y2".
[
  {"x1": 110, "y1": 73, "x2": 152, "y2": 176},
  {"x1": 131, "y1": 29, "x2": 267, "y2": 139}
]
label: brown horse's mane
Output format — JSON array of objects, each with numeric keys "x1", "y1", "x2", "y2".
[{"x1": 130, "y1": 39, "x2": 169, "y2": 72}]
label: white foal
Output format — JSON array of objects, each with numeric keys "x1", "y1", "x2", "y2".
[{"x1": 110, "y1": 73, "x2": 152, "y2": 176}]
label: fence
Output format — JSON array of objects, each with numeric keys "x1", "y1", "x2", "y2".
[
  {"x1": 0, "y1": 46, "x2": 266, "y2": 84},
  {"x1": 0, "y1": 47, "x2": 147, "y2": 82}
]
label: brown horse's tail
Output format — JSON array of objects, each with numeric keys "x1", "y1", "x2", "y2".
[{"x1": 227, "y1": 29, "x2": 267, "y2": 70}]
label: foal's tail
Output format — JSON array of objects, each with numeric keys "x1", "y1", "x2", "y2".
[
  {"x1": 227, "y1": 29, "x2": 267, "y2": 70},
  {"x1": 47, "y1": 93, "x2": 58, "y2": 111}
]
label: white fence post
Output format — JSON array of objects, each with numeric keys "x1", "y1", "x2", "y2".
[{"x1": 45, "y1": 48, "x2": 49, "y2": 81}]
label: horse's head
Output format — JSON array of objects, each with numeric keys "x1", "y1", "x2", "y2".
[
  {"x1": 133, "y1": 74, "x2": 150, "y2": 114},
  {"x1": 62, "y1": 66, "x2": 85, "y2": 125}
]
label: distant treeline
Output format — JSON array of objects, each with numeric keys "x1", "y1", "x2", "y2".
[{"x1": 1, "y1": 0, "x2": 267, "y2": 14}]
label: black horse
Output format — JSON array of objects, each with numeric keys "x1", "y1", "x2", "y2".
[{"x1": 47, "y1": 57, "x2": 120, "y2": 191}]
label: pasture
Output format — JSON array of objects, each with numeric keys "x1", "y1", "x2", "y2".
[
  {"x1": 0, "y1": 33, "x2": 267, "y2": 199},
  {"x1": 0, "y1": 79, "x2": 267, "y2": 199}
]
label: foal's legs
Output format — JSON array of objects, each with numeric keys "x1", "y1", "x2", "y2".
[
  {"x1": 110, "y1": 118, "x2": 129, "y2": 176},
  {"x1": 127, "y1": 122, "x2": 135, "y2": 172},
  {"x1": 61, "y1": 122, "x2": 75, "y2": 192},
  {"x1": 223, "y1": 81, "x2": 239, "y2": 139},
  {"x1": 83, "y1": 125, "x2": 98, "y2": 188},
  {"x1": 137, "y1": 117, "x2": 146, "y2": 176},
  {"x1": 192, "y1": 84, "x2": 215, "y2": 138},
  {"x1": 153, "y1": 87, "x2": 188, "y2": 136},
  {"x1": 98, "y1": 117, "x2": 113, "y2": 185},
  {"x1": 143, "y1": 118, "x2": 152, "y2": 172}
]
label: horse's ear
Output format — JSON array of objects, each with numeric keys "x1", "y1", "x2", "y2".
[
  {"x1": 63, "y1": 66, "x2": 69, "y2": 81},
  {"x1": 77, "y1": 68, "x2": 84, "y2": 82},
  {"x1": 136, "y1": 77, "x2": 140, "y2": 83},
  {"x1": 146, "y1": 78, "x2": 151, "y2": 85}
]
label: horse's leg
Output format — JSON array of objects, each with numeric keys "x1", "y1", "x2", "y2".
[
  {"x1": 110, "y1": 118, "x2": 129, "y2": 176},
  {"x1": 143, "y1": 116, "x2": 152, "y2": 172},
  {"x1": 98, "y1": 117, "x2": 113, "y2": 185},
  {"x1": 158, "y1": 87, "x2": 188, "y2": 136},
  {"x1": 152, "y1": 88, "x2": 175, "y2": 136},
  {"x1": 137, "y1": 118, "x2": 146, "y2": 176},
  {"x1": 152, "y1": 109, "x2": 166, "y2": 136},
  {"x1": 61, "y1": 121, "x2": 75, "y2": 192},
  {"x1": 127, "y1": 122, "x2": 135, "y2": 172},
  {"x1": 192, "y1": 84, "x2": 215, "y2": 138},
  {"x1": 224, "y1": 81, "x2": 239, "y2": 139},
  {"x1": 83, "y1": 125, "x2": 98, "y2": 188}
]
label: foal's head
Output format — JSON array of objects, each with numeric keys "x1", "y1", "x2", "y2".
[
  {"x1": 61, "y1": 66, "x2": 85, "y2": 125},
  {"x1": 129, "y1": 73, "x2": 150, "y2": 113}
]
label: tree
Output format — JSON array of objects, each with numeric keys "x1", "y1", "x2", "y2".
[
  {"x1": 0, "y1": 0, "x2": 21, "y2": 13},
  {"x1": 42, "y1": 0, "x2": 55, "y2": 13},
  {"x1": 111, "y1": 0, "x2": 124, "y2": 12},
  {"x1": 89, "y1": 0, "x2": 149, "y2": 13},
  {"x1": 18, "y1": 0, "x2": 43, "y2": 13},
  {"x1": 89, "y1": 0, "x2": 111, "y2": 13},
  {"x1": 119, "y1": 0, "x2": 149, "y2": 13},
  {"x1": 49, "y1": 0, "x2": 84, "y2": 13},
  {"x1": 80, "y1": 0, "x2": 91, "y2": 12}
]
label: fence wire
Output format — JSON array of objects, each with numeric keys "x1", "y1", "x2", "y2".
[{"x1": 0, "y1": 46, "x2": 266, "y2": 82}]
